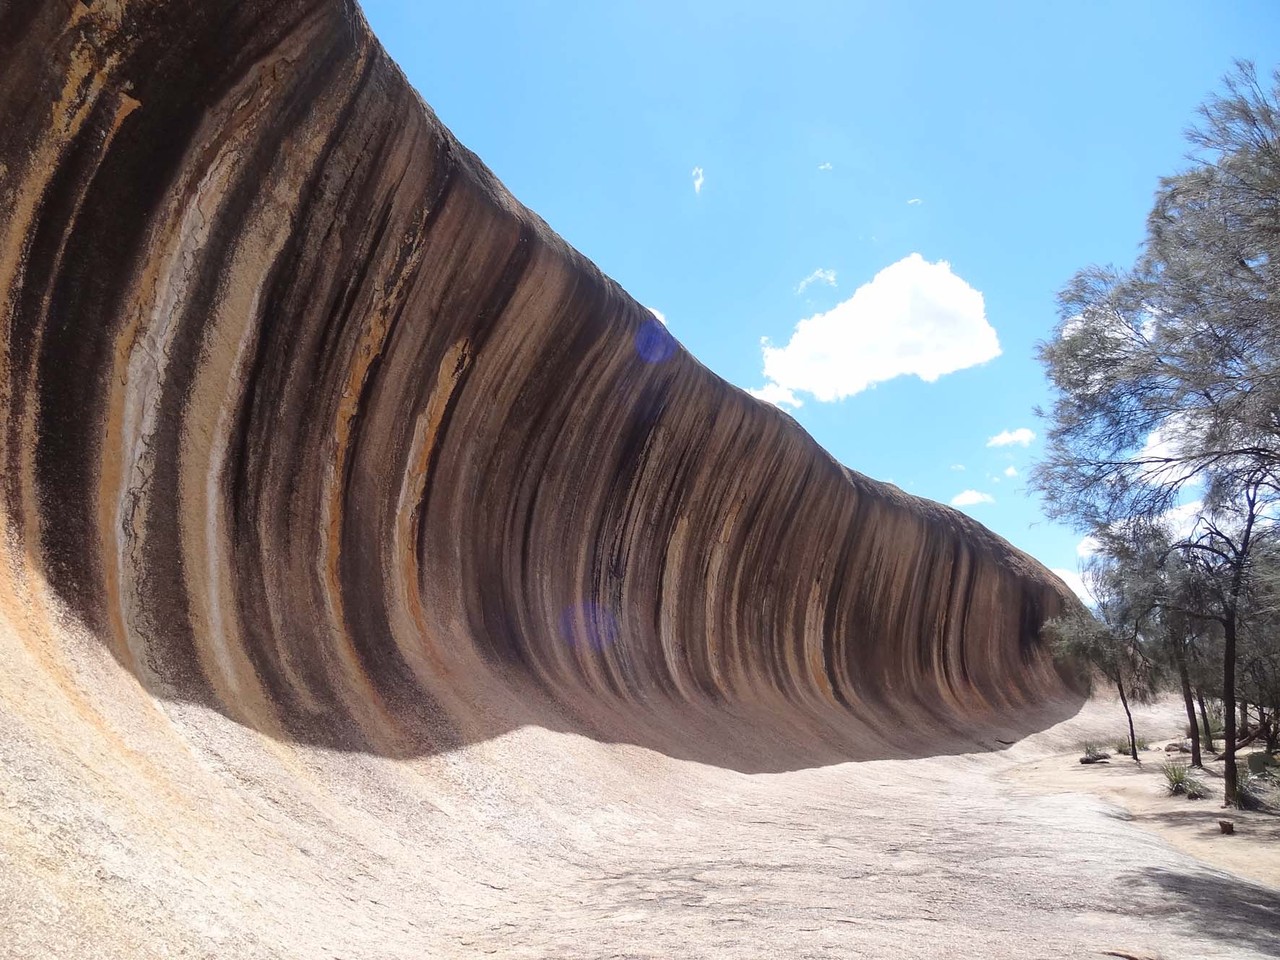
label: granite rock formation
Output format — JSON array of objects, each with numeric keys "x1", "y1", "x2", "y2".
[{"x1": 0, "y1": 0, "x2": 1081, "y2": 777}]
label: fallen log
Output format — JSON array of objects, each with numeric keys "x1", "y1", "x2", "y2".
[{"x1": 1214, "y1": 729, "x2": 1260, "y2": 761}]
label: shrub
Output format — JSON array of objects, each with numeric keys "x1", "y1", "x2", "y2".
[
  {"x1": 1236, "y1": 768, "x2": 1267, "y2": 810},
  {"x1": 1113, "y1": 734, "x2": 1149, "y2": 754},
  {"x1": 1162, "y1": 761, "x2": 1207, "y2": 799},
  {"x1": 1082, "y1": 742, "x2": 1109, "y2": 762},
  {"x1": 1186, "y1": 721, "x2": 1224, "y2": 737},
  {"x1": 1188, "y1": 702, "x2": 1227, "y2": 741}
]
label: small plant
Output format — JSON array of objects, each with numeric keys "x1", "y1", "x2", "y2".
[
  {"x1": 1235, "y1": 768, "x2": 1266, "y2": 810},
  {"x1": 1081, "y1": 742, "x2": 1109, "y2": 762},
  {"x1": 1113, "y1": 734, "x2": 1149, "y2": 755},
  {"x1": 1188, "y1": 703, "x2": 1226, "y2": 745},
  {"x1": 1186, "y1": 721, "x2": 1217, "y2": 740},
  {"x1": 1162, "y1": 760, "x2": 1189, "y2": 792},
  {"x1": 1162, "y1": 761, "x2": 1208, "y2": 799}
]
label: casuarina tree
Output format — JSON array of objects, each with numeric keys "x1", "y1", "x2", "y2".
[{"x1": 1034, "y1": 62, "x2": 1280, "y2": 806}]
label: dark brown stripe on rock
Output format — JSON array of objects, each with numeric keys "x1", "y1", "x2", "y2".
[{"x1": 0, "y1": 0, "x2": 1085, "y2": 768}]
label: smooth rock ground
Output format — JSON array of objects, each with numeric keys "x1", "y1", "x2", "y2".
[{"x1": 3, "y1": 682, "x2": 1277, "y2": 959}]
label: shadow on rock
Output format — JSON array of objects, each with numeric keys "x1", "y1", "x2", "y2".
[{"x1": 1129, "y1": 867, "x2": 1280, "y2": 957}]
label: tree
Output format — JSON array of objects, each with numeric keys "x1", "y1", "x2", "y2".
[
  {"x1": 1045, "y1": 551, "x2": 1157, "y2": 761},
  {"x1": 1106, "y1": 523, "x2": 1205, "y2": 767},
  {"x1": 1166, "y1": 482, "x2": 1276, "y2": 797},
  {"x1": 1033, "y1": 63, "x2": 1280, "y2": 807},
  {"x1": 1236, "y1": 538, "x2": 1280, "y2": 751},
  {"x1": 1168, "y1": 609, "x2": 1205, "y2": 769}
]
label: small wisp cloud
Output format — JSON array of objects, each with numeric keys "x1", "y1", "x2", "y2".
[
  {"x1": 950, "y1": 490, "x2": 995, "y2": 507},
  {"x1": 692, "y1": 166, "x2": 705, "y2": 194},
  {"x1": 986, "y1": 428, "x2": 1035, "y2": 448},
  {"x1": 795, "y1": 268, "x2": 837, "y2": 295}
]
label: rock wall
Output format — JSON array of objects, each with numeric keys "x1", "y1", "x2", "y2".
[{"x1": 0, "y1": 0, "x2": 1080, "y2": 771}]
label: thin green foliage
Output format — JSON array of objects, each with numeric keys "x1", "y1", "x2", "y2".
[{"x1": 1161, "y1": 761, "x2": 1208, "y2": 799}]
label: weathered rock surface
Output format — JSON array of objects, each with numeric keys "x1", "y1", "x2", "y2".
[
  {"x1": 0, "y1": 0, "x2": 1078, "y2": 768},
  {"x1": 0, "y1": 4, "x2": 1143, "y2": 957}
]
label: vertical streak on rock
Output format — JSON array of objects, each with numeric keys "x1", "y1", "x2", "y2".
[
  {"x1": 0, "y1": 0, "x2": 1084, "y2": 769},
  {"x1": 7, "y1": 23, "x2": 128, "y2": 593},
  {"x1": 390, "y1": 337, "x2": 471, "y2": 682}
]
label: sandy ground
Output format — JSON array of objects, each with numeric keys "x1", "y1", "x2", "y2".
[
  {"x1": 1007, "y1": 719, "x2": 1280, "y2": 890},
  {"x1": 3, "y1": 669, "x2": 1278, "y2": 960}
]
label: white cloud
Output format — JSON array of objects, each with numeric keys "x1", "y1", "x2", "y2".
[
  {"x1": 987, "y1": 427, "x2": 1036, "y2": 448},
  {"x1": 1160, "y1": 498, "x2": 1204, "y2": 540},
  {"x1": 749, "y1": 382, "x2": 803, "y2": 409},
  {"x1": 1138, "y1": 423, "x2": 1179, "y2": 462},
  {"x1": 795, "y1": 268, "x2": 837, "y2": 295},
  {"x1": 1051, "y1": 567, "x2": 1094, "y2": 606},
  {"x1": 1060, "y1": 313, "x2": 1087, "y2": 339},
  {"x1": 818, "y1": 162, "x2": 833, "y2": 171},
  {"x1": 1004, "y1": 465, "x2": 1018, "y2": 478},
  {"x1": 692, "y1": 166, "x2": 705, "y2": 194},
  {"x1": 749, "y1": 253, "x2": 999, "y2": 404},
  {"x1": 950, "y1": 464, "x2": 966, "y2": 472},
  {"x1": 1133, "y1": 413, "x2": 1205, "y2": 487},
  {"x1": 951, "y1": 489, "x2": 995, "y2": 507},
  {"x1": 1070, "y1": 498, "x2": 1202, "y2": 564},
  {"x1": 648, "y1": 307, "x2": 667, "y2": 326},
  {"x1": 907, "y1": 198, "x2": 923, "y2": 205}
]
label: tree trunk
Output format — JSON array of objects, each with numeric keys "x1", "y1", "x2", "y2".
[
  {"x1": 1117, "y1": 676, "x2": 1138, "y2": 760},
  {"x1": 1239, "y1": 698, "x2": 1249, "y2": 736},
  {"x1": 1223, "y1": 618, "x2": 1239, "y2": 807},
  {"x1": 1196, "y1": 688, "x2": 1214, "y2": 750},
  {"x1": 1219, "y1": 486, "x2": 1258, "y2": 809},
  {"x1": 1176, "y1": 647, "x2": 1202, "y2": 767}
]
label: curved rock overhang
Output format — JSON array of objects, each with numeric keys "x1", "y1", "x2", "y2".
[{"x1": 0, "y1": 0, "x2": 1083, "y2": 771}]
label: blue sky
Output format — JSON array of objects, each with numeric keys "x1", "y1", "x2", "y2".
[{"x1": 361, "y1": 1, "x2": 1279, "y2": 596}]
